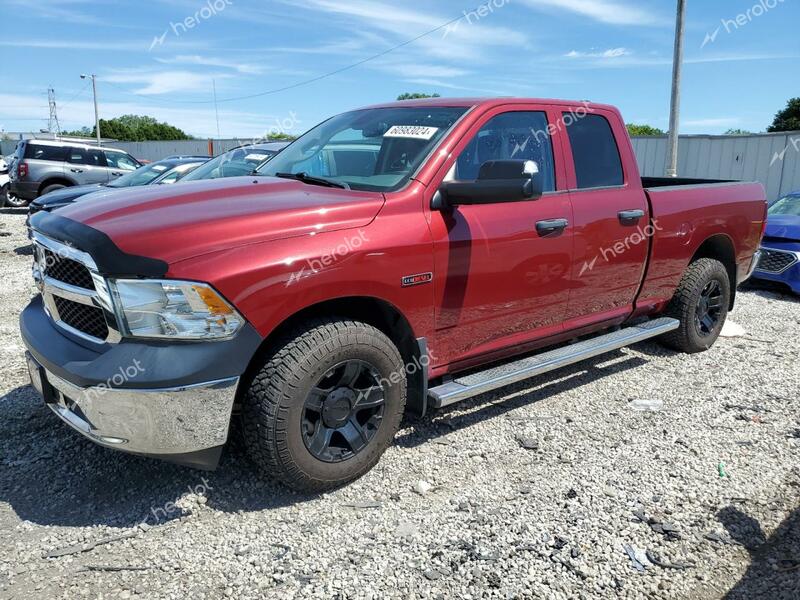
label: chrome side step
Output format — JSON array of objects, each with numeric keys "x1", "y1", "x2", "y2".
[{"x1": 428, "y1": 317, "x2": 679, "y2": 408}]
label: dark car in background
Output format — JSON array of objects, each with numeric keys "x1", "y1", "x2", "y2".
[
  {"x1": 752, "y1": 191, "x2": 800, "y2": 294},
  {"x1": 9, "y1": 140, "x2": 143, "y2": 206},
  {"x1": 28, "y1": 156, "x2": 209, "y2": 213},
  {"x1": 179, "y1": 141, "x2": 289, "y2": 182}
]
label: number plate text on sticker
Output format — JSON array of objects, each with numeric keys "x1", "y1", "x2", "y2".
[{"x1": 384, "y1": 126, "x2": 439, "y2": 140}]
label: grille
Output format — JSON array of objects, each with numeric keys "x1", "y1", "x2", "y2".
[
  {"x1": 43, "y1": 248, "x2": 96, "y2": 290},
  {"x1": 53, "y1": 296, "x2": 109, "y2": 340},
  {"x1": 756, "y1": 249, "x2": 798, "y2": 274}
]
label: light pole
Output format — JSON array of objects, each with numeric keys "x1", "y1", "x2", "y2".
[
  {"x1": 80, "y1": 74, "x2": 101, "y2": 146},
  {"x1": 666, "y1": 0, "x2": 686, "y2": 177}
]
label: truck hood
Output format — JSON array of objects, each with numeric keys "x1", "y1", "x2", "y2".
[
  {"x1": 765, "y1": 214, "x2": 800, "y2": 243},
  {"x1": 54, "y1": 176, "x2": 385, "y2": 265}
]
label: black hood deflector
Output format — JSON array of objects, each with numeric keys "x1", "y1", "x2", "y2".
[{"x1": 29, "y1": 211, "x2": 168, "y2": 277}]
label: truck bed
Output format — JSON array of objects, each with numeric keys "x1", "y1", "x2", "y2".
[
  {"x1": 641, "y1": 176, "x2": 733, "y2": 188},
  {"x1": 636, "y1": 180, "x2": 767, "y2": 310}
]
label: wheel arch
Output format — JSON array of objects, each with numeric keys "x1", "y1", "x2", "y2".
[
  {"x1": 690, "y1": 234, "x2": 737, "y2": 309},
  {"x1": 37, "y1": 177, "x2": 74, "y2": 196},
  {"x1": 239, "y1": 296, "x2": 429, "y2": 418}
]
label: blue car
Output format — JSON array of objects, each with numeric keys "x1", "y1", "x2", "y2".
[{"x1": 753, "y1": 191, "x2": 800, "y2": 294}]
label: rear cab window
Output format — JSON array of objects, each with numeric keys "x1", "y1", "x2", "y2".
[
  {"x1": 24, "y1": 144, "x2": 67, "y2": 162},
  {"x1": 564, "y1": 113, "x2": 624, "y2": 189}
]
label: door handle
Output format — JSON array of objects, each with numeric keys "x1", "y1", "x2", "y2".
[
  {"x1": 536, "y1": 218, "x2": 569, "y2": 237},
  {"x1": 618, "y1": 209, "x2": 645, "y2": 225},
  {"x1": 70, "y1": 168, "x2": 84, "y2": 173},
  {"x1": 111, "y1": 172, "x2": 123, "y2": 176}
]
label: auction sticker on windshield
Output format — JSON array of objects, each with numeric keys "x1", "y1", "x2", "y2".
[{"x1": 384, "y1": 126, "x2": 439, "y2": 140}]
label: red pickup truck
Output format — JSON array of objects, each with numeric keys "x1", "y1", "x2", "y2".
[{"x1": 21, "y1": 98, "x2": 766, "y2": 491}]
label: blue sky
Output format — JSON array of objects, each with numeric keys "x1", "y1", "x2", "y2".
[{"x1": 1, "y1": 0, "x2": 798, "y2": 139}]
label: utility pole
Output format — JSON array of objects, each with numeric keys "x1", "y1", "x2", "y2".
[
  {"x1": 47, "y1": 87, "x2": 61, "y2": 136},
  {"x1": 212, "y1": 79, "x2": 221, "y2": 139},
  {"x1": 666, "y1": 0, "x2": 686, "y2": 177},
  {"x1": 81, "y1": 74, "x2": 101, "y2": 146}
]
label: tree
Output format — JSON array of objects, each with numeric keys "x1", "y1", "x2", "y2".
[
  {"x1": 626, "y1": 124, "x2": 665, "y2": 136},
  {"x1": 768, "y1": 98, "x2": 800, "y2": 132},
  {"x1": 724, "y1": 128, "x2": 752, "y2": 135},
  {"x1": 60, "y1": 126, "x2": 93, "y2": 138},
  {"x1": 263, "y1": 132, "x2": 296, "y2": 141},
  {"x1": 66, "y1": 115, "x2": 192, "y2": 141},
  {"x1": 396, "y1": 92, "x2": 441, "y2": 101}
]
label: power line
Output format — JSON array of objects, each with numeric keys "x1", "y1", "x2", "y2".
[
  {"x1": 100, "y1": 10, "x2": 467, "y2": 106},
  {"x1": 59, "y1": 81, "x2": 92, "y2": 111}
]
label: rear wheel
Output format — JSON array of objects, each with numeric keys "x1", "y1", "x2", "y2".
[
  {"x1": 660, "y1": 258, "x2": 730, "y2": 353},
  {"x1": 241, "y1": 318, "x2": 407, "y2": 492},
  {"x1": 2, "y1": 184, "x2": 26, "y2": 208}
]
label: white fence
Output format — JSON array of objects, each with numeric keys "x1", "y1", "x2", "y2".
[{"x1": 631, "y1": 132, "x2": 800, "y2": 202}]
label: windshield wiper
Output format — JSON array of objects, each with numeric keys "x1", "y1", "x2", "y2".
[{"x1": 274, "y1": 172, "x2": 349, "y2": 189}]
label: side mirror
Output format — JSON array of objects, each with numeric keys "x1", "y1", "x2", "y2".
[{"x1": 435, "y1": 159, "x2": 543, "y2": 208}]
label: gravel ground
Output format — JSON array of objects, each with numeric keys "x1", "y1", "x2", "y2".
[{"x1": 0, "y1": 208, "x2": 798, "y2": 599}]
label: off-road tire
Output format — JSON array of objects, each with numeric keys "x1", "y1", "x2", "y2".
[
  {"x1": 241, "y1": 318, "x2": 407, "y2": 492},
  {"x1": 660, "y1": 258, "x2": 730, "y2": 354}
]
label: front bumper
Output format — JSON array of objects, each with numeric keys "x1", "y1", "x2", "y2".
[
  {"x1": 28, "y1": 352, "x2": 238, "y2": 469},
  {"x1": 20, "y1": 295, "x2": 263, "y2": 469},
  {"x1": 751, "y1": 246, "x2": 800, "y2": 294}
]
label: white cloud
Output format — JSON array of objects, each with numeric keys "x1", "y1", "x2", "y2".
[
  {"x1": 377, "y1": 63, "x2": 470, "y2": 79},
  {"x1": 519, "y1": 0, "x2": 663, "y2": 26},
  {"x1": 0, "y1": 93, "x2": 295, "y2": 139},
  {"x1": 683, "y1": 117, "x2": 741, "y2": 129},
  {"x1": 565, "y1": 47, "x2": 631, "y2": 58},
  {"x1": 104, "y1": 70, "x2": 230, "y2": 95},
  {"x1": 0, "y1": 39, "x2": 149, "y2": 51},
  {"x1": 296, "y1": 0, "x2": 529, "y2": 63},
  {"x1": 5, "y1": 0, "x2": 109, "y2": 25},
  {"x1": 155, "y1": 55, "x2": 265, "y2": 75}
]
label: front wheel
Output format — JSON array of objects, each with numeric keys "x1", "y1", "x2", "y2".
[
  {"x1": 660, "y1": 258, "x2": 731, "y2": 353},
  {"x1": 241, "y1": 318, "x2": 407, "y2": 492}
]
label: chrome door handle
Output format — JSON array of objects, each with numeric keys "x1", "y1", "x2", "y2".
[
  {"x1": 536, "y1": 218, "x2": 569, "y2": 237},
  {"x1": 618, "y1": 209, "x2": 645, "y2": 225}
]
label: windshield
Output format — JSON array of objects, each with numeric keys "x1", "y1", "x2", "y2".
[
  {"x1": 769, "y1": 195, "x2": 800, "y2": 217},
  {"x1": 255, "y1": 106, "x2": 468, "y2": 192},
  {"x1": 107, "y1": 162, "x2": 172, "y2": 188},
  {"x1": 182, "y1": 147, "x2": 277, "y2": 181}
]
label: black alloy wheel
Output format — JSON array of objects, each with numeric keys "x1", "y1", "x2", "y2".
[
  {"x1": 301, "y1": 359, "x2": 385, "y2": 463},
  {"x1": 695, "y1": 280, "x2": 724, "y2": 337}
]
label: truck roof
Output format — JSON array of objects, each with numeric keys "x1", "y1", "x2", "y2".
[{"x1": 363, "y1": 97, "x2": 618, "y2": 112}]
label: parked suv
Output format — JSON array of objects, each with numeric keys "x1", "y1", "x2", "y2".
[{"x1": 9, "y1": 140, "x2": 141, "y2": 205}]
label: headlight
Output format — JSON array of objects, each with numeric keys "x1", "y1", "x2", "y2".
[{"x1": 109, "y1": 279, "x2": 244, "y2": 340}]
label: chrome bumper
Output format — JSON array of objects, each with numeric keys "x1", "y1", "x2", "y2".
[
  {"x1": 740, "y1": 250, "x2": 762, "y2": 284},
  {"x1": 31, "y1": 357, "x2": 238, "y2": 456}
]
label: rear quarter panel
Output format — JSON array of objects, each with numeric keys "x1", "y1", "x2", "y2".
[{"x1": 636, "y1": 182, "x2": 766, "y2": 311}]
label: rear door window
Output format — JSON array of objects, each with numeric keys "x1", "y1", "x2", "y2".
[
  {"x1": 66, "y1": 147, "x2": 107, "y2": 167},
  {"x1": 565, "y1": 113, "x2": 624, "y2": 189},
  {"x1": 24, "y1": 144, "x2": 67, "y2": 162},
  {"x1": 105, "y1": 152, "x2": 139, "y2": 171}
]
